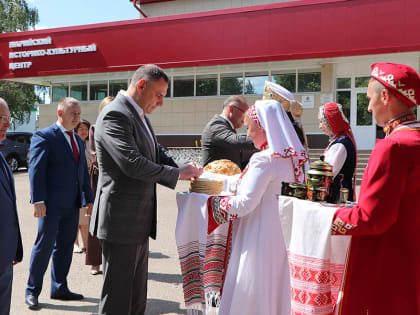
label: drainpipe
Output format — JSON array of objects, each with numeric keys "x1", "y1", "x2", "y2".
[{"x1": 132, "y1": 0, "x2": 148, "y2": 18}]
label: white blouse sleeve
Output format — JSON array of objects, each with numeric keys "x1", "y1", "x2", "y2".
[
  {"x1": 224, "y1": 173, "x2": 241, "y2": 194},
  {"x1": 208, "y1": 154, "x2": 273, "y2": 225},
  {"x1": 324, "y1": 143, "x2": 347, "y2": 178}
]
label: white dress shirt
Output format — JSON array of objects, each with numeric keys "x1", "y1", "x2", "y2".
[
  {"x1": 119, "y1": 91, "x2": 155, "y2": 144},
  {"x1": 56, "y1": 121, "x2": 80, "y2": 153},
  {"x1": 220, "y1": 114, "x2": 235, "y2": 131}
]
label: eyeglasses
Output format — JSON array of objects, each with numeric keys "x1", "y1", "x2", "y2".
[
  {"x1": 232, "y1": 106, "x2": 246, "y2": 114},
  {"x1": 0, "y1": 116, "x2": 11, "y2": 123}
]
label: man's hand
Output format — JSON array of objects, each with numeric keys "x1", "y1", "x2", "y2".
[
  {"x1": 179, "y1": 162, "x2": 203, "y2": 180},
  {"x1": 86, "y1": 202, "x2": 94, "y2": 216},
  {"x1": 33, "y1": 203, "x2": 46, "y2": 218}
]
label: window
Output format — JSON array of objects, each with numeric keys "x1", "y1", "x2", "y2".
[
  {"x1": 52, "y1": 83, "x2": 68, "y2": 102},
  {"x1": 336, "y1": 78, "x2": 351, "y2": 89},
  {"x1": 196, "y1": 74, "x2": 217, "y2": 96},
  {"x1": 90, "y1": 81, "x2": 108, "y2": 101},
  {"x1": 35, "y1": 85, "x2": 50, "y2": 104},
  {"x1": 355, "y1": 76, "x2": 370, "y2": 88},
  {"x1": 336, "y1": 91, "x2": 351, "y2": 120},
  {"x1": 173, "y1": 76, "x2": 194, "y2": 97},
  {"x1": 336, "y1": 77, "x2": 351, "y2": 119},
  {"x1": 14, "y1": 135, "x2": 31, "y2": 144},
  {"x1": 272, "y1": 71, "x2": 296, "y2": 93},
  {"x1": 298, "y1": 69, "x2": 321, "y2": 92},
  {"x1": 244, "y1": 72, "x2": 268, "y2": 95},
  {"x1": 220, "y1": 73, "x2": 243, "y2": 95},
  {"x1": 166, "y1": 78, "x2": 171, "y2": 97},
  {"x1": 70, "y1": 82, "x2": 87, "y2": 101},
  {"x1": 109, "y1": 80, "x2": 127, "y2": 97},
  {"x1": 356, "y1": 93, "x2": 372, "y2": 126}
]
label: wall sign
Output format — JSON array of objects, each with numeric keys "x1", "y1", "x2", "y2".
[
  {"x1": 301, "y1": 95, "x2": 315, "y2": 108},
  {"x1": 8, "y1": 36, "x2": 97, "y2": 71}
]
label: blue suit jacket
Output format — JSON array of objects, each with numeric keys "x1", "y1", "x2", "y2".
[
  {"x1": 29, "y1": 123, "x2": 93, "y2": 209},
  {"x1": 0, "y1": 153, "x2": 23, "y2": 271}
]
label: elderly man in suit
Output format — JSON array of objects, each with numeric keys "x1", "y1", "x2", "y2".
[
  {"x1": 25, "y1": 97, "x2": 93, "y2": 310},
  {"x1": 201, "y1": 95, "x2": 256, "y2": 169},
  {"x1": 90, "y1": 64, "x2": 202, "y2": 315},
  {"x1": 0, "y1": 98, "x2": 23, "y2": 315}
]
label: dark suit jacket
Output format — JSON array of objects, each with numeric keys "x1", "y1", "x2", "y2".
[
  {"x1": 90, "y1": 93, "x2": 179, "y2": 244},
  {"x1": 201, "y1": 115, "x2": 255, "y2": 168},
  {"x1": 0, "y1": 153, "x2": 22, "y2": 271},
  {"x1": 29, "y1": 123, "x2": 93, "y2": 209}
]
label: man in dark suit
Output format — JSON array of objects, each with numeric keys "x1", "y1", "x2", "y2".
[
  {"x1": 201, "y1": 95, "x2": 256, "y2": 169},
  {"x1": 0, "y1": 98, "x2": 23, "y2": 315},
  {"x1": 90, "y1": 64, "x2": 202, "y2": 315},
  {"x1": 25, "y1": 97, "x2": 93, "y2": 310}
]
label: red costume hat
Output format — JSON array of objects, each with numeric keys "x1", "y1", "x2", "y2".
[{"x1": 371, "y1": 62, "x2": 420, "y2": 107}]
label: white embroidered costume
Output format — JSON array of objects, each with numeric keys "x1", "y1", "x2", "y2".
[{"x1": 207, "y1": 99, "x2": 308, "y2": 315}]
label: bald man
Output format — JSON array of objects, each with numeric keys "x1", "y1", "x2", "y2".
[
  {"x1": 25, "y1": 97, "x2": 93, "y2": 310},
  {"x1": 201, "y1": 95, "x2": 255, "y2": 169},
  {"x1": 0, "y1": 98, "x2": 23, "y2": 315}
]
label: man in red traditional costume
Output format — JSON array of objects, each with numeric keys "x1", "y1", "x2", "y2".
[{"x1": 331, "y1": 63, "x2": 420, "y2": 314}]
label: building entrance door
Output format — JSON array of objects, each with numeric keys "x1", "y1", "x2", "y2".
[
  {"x1": 351, "y1": 89, "x2": 376, "y2": 149},
  {"x1": 336, "y1": 76, "x2": 376, "y2": 149}
]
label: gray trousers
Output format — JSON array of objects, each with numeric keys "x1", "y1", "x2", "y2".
[{"x1": 99, "y1": 240, "x2": 149, "y2": 315}]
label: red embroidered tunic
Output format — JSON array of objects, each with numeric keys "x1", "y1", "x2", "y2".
[{"x1": 331, "y1": 123, "x2": 420, "y2": 315}]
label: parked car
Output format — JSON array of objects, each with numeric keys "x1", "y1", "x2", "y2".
[{"x1": 0, "y1": 132, "x2": 32, "y2": 172}]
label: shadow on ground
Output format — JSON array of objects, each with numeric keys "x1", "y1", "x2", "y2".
[
  {"x1": 37, "y1": 297, "x2": 99, "y2": 313},
  {"x1": 148, "y1": 272, "x2": 182, "y2": 285},
  {"x1": 149, "y1": 251, "x2": 170, "y2": 259},
  {"x1": 146, "y1": 298, "x2": 187, "y2": 314}
]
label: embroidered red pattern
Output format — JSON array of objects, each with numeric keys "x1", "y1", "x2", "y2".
[
  {"x1": 288, "y1": 251, "x2": 346, "y2": 315},
  {"x1": 331, "y1": 217, "x2": 355, "y2": 235}
]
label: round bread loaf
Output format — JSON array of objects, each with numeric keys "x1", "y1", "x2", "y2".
[{"x1": 204, "y1": 159, "x2": 241, "y2": 176}]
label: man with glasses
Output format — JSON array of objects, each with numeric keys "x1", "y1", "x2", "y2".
[
  {"x1": 202, "y1": 95, "x2": 256, "y2": 169},
  {"x1": 0, "y1": 98, "x2": 23, "y2": 315}
]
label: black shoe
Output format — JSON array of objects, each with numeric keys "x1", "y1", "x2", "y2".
[
  {"x1": 25, "y1": 295, "x2": 39, "y2": 310},
  {"x1": 51, "y1": 291, "x2": 84, "y2": 301}
]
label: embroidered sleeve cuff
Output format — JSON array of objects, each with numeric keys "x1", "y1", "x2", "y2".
[
  {"x1": 331, "y1": 217, "x2": 356, "y2": 235},
  {"x1": 207, "y1": 196, "x2": 233, "y2": 234}
]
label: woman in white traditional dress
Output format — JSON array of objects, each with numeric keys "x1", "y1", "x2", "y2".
[{"x1": 207, "y1": 99, "x2": 308, "y2": 315}]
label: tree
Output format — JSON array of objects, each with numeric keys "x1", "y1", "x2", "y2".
[
  {"x1": 0, "y1": 0, "x2": 39, "y2": 33},
  {"x1": 0, "y1": 0, "x2": 39, "y2": 124},
  {"x1": 244, "y1": 80, "x2": 255, "y2": 95},
  {"x1": 220, "y1": 77, "x2": 243, "y2": 95},
  {"x1": 0, "y1": 82, "x2": 38, "y2": 125}
]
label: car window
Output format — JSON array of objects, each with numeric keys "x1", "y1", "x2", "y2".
[
  {"x1": 5, "y1": 134, "x2": 32, "y2": 144},
  {"x1": 7, "y1": 135, "x2": 16, "y2": 142},
  {"x1": 16, "y1": 136, "x2": 27, "y2": 144}
]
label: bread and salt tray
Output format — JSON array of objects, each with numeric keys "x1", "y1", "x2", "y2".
[{"x1": 189, "y1": 159, "x2": 241, "y2": 195}]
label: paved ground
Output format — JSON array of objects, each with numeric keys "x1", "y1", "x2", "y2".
[
  {"x1": 10, "y1": 170, "x2": 361, "y2": 315},
  {"x1": 10, "y1": 170, "x2": 191, "y2": 315}
]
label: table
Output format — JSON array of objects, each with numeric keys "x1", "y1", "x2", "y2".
[
  {"x1": 175, "y1": 193, "x2": 351, "y2": 315},
  {"x1": 278, "y1": 196, "x2": 351, "y2": 315},
  {"x1": 175, "y1": 192, "x2": 229, "y2": 315}
]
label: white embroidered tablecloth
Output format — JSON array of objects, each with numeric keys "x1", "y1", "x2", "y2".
[
  {"x1": 278, "y1": 196, "x2": 351, "y2": 315},
  {"x1": 176, "y1": 192, "x2": 229, "y2": 315}
]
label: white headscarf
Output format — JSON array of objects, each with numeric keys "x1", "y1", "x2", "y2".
[{"x1": 254, "y1": 99, "x2": 309, "y2": 182}]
